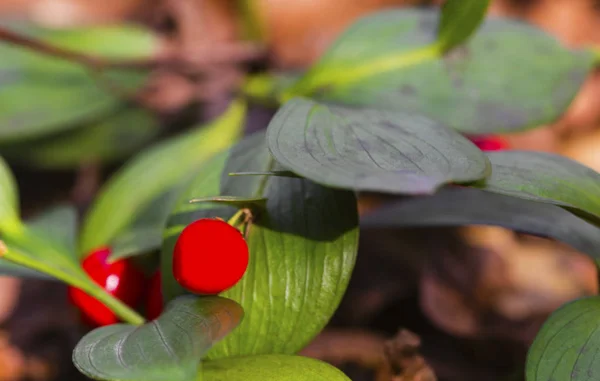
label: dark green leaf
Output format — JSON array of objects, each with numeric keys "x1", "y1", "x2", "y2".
[
  {"x1": 526, "y1": 296, "x2": 600, "y2": 381},
  {"x1": 266, "y1": 98, "x2": 489, "y2": 194},
  {"x1": 284, "y1": 9, "x2": 593, "y2": 134},
  {"x1": 73, "y1": 295, "x2": 243, "y2": 381},
  {"x1": 203, "y1": 355, "x2": 351, "y2": 381},
  {"x1": 1, "y1": 107, "x2": 161, "y2": 169},
  {"x1": 437, "y1": 0, "x2": 491, "y2": 52},
  {"x1": 79, "y1": 99, "x2": 246, "y2": 256},
  {"x1": 361, "y1": 187, "x2": 600, "y2": 260},
  {"x1": 476, "y1": 151, "x2": 600, "y2": 223},
  {"x1": 162, "y1": 132, "x2": 359, "y2": 359}
]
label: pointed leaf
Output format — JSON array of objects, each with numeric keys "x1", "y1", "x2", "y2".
[
  {"x1": 73, "y1": 295, "x2": 243, "y2": 381},
  {"x1": 437, "y1": 0, "x2": 491, "y2": 52},
  {"x1": 476, "y1": 151, "x2": 600, "y2": 223},
  {"x1": 0, "y1": 107, "x2": 161, "y2": 168},
  {"x1": 361, "y1": 187, "x2": 600, "y2": 260},
  {"x1": 266, "y1": 98, "x2": 489, "y2": 194},
  {"x1": 162, "y1": 132, "x2": 359, "y2": 358},
  {"x1": 79, "y1": 99, "x2": 246, "y2": 256},
  {"x1": 526, "y1": 296, "x2": 600, "y2": 381},
  {"x1": 285, "y1": 9, "x2": 593, "y2": 134},
  {"x1": 203, "y1": 355, "x2": 351, "y2": 381}
]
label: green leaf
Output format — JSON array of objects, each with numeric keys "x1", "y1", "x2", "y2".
[
  {"x1": 0, "y1": 107, "x2": 161, "y2": 169},
  {"x1": 266, "y1": 98, "x2": 489, "y2": 194},
  {"x1": 108, "y1": 226, "x2": 163, "y2": 262},
  {"x1": 0, "y1": 154, "x2": 19, "y2": 230},
  {"x1": 28, "y1": 204, "x2": 78, "y2": 254},
  {"x1": 361, "y1": 187, "x2": 600, "y2": 260},
  {"x1": 284, "y1": 9, "x2": 593, "y2": 134},
  {"x1": 437, "y1": 0, "x2": 491, "y2": 52},
  {"x1": 526, "y1": 296, "x2": 600, "y2": 381},
  {"x1": 1, "y1": 224, "x2": 144, "y2": 324},
  {"x1": 476, "y1": 151, "x2": 600, "y2": 224},
  {"x1": 162, "y1": 131, "x2": 359, "y2": 358},
  {"x1": 203, "y1": 355, "x2": 351, "y2": 381},
  {"x1": 0, "y1": 22, "x2": 156, "y2": 142},
  {"x1": 73, "y1": 295, "x2": 243, "y2": 381},
  {"x1": 79, "y1": 99, "x2": 247, "y2": 256},
  {"x1": 0, "y1": 204, "x2": 77, "y2": 279}
]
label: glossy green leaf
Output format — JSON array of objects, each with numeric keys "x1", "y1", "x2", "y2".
[
  {"x1": 0, "y1": 107, "x2": 161, "y2": 169},
  {"x1": 0, "y1": 154, "x2": 19, "y2": 230},
  {"x1": 361, "y1": 187, "x2": 600, "y2": 260},
  {"x1": 0, "y1": 22, "x2": 156, "y2": 142},
  {"x1": 79, "y1": 99, "x2": 247, "y2": 256},
  {"x1": 476, "y1": 151, "x2": 600, "y2": 223},
  {"x1": 266, "y1": 98, "x2": 489, "y2": 194},
  {"x1": 204, "y1": 355, "x2": 351, "y2": 381},
  {"x1": 526, "y1": 296, "x2": 600, "y2": 381},
  {"x1": 162, "y1": 132, "x2": 359, "y2": 359},
  {"x1": 285, "y1": 9, "x2": 593, "y2": 134},
  {"x1": 437, "y1": 0, "x2": 491, "y2": 52},
  {"x1": 73, "y1": 295, "x2": 243, "y2": 381}
]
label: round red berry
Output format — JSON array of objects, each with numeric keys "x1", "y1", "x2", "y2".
[
  {"x1": 68, "y1": 247, "x2": 145, "y2": 327},
  {"x1": 173, "y1": 218, "x2": 249, "y2": 295},
  {"x1": 145, "y1": 271, "x2": 163, "y2": 320}
]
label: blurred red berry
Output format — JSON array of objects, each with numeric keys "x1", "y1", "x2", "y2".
[
  {"x1": 68, "y1": 247, "x2": 145, "y2": 327},
  {"x1": 173, "y1": 218, "x2": 249, "y2": 295},
  {"x1": 146, "y1": 271, "x2": 163, "y2": 320},
  {"x1": 469, "y1": 135, "x2": 510, "y2": 151}
]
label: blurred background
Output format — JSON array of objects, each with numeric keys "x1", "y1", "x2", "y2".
[{"x1": 0, "y1": 0, "x2": 599, "y2": 380}]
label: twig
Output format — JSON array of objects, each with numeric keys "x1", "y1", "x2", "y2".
[
  {"x1": 0, "y1": 26, "x2": 157, "y2": 70},
  {"x1": 0, "y1": 25, "x2": 265, "y2": 73}
]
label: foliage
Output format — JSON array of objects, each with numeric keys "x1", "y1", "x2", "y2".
[{"x1": 0, "y1": 1, "x2": 598, "y2": 380}]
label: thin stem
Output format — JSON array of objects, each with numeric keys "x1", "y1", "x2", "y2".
[
  {"x1": 0, "y1": 26, "x2": 157, "y2": 70},
  {"x1": 227, "y1": 209, "x2": 246, "y2": 228}
]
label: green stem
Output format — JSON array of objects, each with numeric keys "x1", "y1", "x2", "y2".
[
  {"x1": 2, "y1": 225, "x2": 145, "y2": 326},
  {"x1": 227, "y1": 209, "x2": 246, "y2": 228}
]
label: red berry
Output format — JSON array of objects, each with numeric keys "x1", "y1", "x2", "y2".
[
  {"x1": 68, "y1": 247, "x2": 145, "y2": 327},
  {"x1": 146, "y1": 271, "x2": 163, "y2": 320},
  {"x1": 173, "y1": 218, "x2": 249, "y2": 295},
  {"x1": 469, "y1": 135, "x2": 509, "y2": 151}
]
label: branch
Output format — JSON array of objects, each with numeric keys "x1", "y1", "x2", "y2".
[{"x1": 0, "y1": 26, "x2": 157, "y2": 70}]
